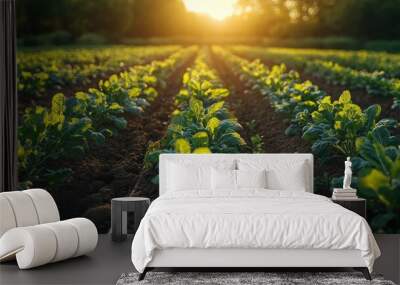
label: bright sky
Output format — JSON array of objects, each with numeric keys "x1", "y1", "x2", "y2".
[{"x1": 183, "y1": 0, "x2": 238, "y2": 21}]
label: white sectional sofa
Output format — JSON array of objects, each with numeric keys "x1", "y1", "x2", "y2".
[{"x1": 0, "y1": 188, "x2": 98, "y2": 269}]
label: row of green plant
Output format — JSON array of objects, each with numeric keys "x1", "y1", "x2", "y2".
[
  {"x1": 304, "y1": 61, "x2": 400, "y2": 109},
  {"x1": 18, "y1": 47, "x2": 197, "y2": 188},
  {"x1": 248, "y1": 47, "x2": 400, "y2": 79},
  {"x1": 18, "y1": 45, "x2": 180, "y2": 97},
  {"x1": 229, "y1": 46, "x2": 400, "y2": 109},
  {"x1": 214, "y1": 46, "x2": 400, "y2": 233},
  {"x1": 143, "y1": 50, "x2": 247, "y2": 183}
]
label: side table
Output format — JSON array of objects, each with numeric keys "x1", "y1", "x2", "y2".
[
  {"x1": 111, "y1": 197, "x2": 150, "y2": 242},
  {"x1": 331, "y1": 197, "x2": 366, "y2": 219}
]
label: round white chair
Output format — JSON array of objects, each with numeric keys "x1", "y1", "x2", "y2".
[{"x1": 0, "y1": 189, "x2": 98, "y2": 269}]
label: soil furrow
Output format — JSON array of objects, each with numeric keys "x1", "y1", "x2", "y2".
[
  {"x1": 209, "y1": 51, "x2": 311, "y2": 155},
  {"x1": 52, "y1": 55, "x2": 195, "y2": 232},
  {"x1": 210, "y1": 51, "x2": 336, "y2": 197}
]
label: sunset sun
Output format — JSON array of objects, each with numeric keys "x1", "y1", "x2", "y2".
[{"x1": 183, "y1": 0, "x2": 238, "y2": 21}]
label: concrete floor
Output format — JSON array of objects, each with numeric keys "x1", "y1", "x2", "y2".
[
  {"x1": 0, "y1": 234, "x2": 134, "y2": 285},
  {"x1": 0, "y1": 234, "x2": 356, "y2": 285},
  {"x1": 1, "y1": 233, "x2": 397, "y2": 284}
]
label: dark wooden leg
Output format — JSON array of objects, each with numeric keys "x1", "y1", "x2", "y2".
[
  {"x1": 354, "y1": 267, "x2": 372, "y2": 280},
  {"x1": 138, "y1": 268, "x2": 148, "y2": 281},
  {"x1": 362, "y1": 268, "x2": 372, "y2": 281},
  {"x1": 111, "y1": 201, "x2": 123, "y2": 242}
]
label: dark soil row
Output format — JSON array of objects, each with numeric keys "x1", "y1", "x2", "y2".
[
  {"x1": 52, "y1": 55, "x2": 195, "y2": 232},
  {"x1": 209, "y1": 52, "x2": 311, "y2": 154},
  {"x1": 209, "y1": 51, "x2": 337, "y2": 197}
]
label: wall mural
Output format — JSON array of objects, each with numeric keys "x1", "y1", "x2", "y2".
[{"x1": 17, "y1": 0, "x2": 400, "y2": 234}]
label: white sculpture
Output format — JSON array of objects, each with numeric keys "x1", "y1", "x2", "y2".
[{"x1": 343, "y1": 157, "x2": 353, "y2": 190}]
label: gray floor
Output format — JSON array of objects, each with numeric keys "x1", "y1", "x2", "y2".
[
  {"x1": 0, "y1": 234, "x2": 134, "y2": 285},
  {"x1": 1, "y1": 234, "x2": 397, "y2": 285},
  {"x1": 0, "y1": 234, "x2": 356, "y2": 285}
]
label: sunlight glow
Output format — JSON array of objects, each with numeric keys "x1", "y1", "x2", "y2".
[{"x1": 183, "y1": 0, "x2": 238, "y2": 21}]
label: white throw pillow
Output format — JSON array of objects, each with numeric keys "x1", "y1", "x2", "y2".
[
  {"x1": 238, "y1": 159, "x2": 309, "y2": 191},
  {"x1": 236, "y1": 169, "x2": 267, "y2": 189},
  {"x1": 211, "y1": 168, "x2": 237, "y2": 190},
  {"x1": 266, "y1": 161, "x2": 307, "y2": 191},
  {"x1": 167, "y1": 162, "x2": 211, "y2": 191}
]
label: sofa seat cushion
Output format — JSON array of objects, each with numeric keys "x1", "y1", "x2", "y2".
[{"x1": 0, "y1": 218, "x2": 98, "y2": 269}]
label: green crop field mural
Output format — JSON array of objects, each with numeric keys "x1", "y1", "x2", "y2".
[{"x1": 16, "y1": 0, "x2": 400, "y2": 234}]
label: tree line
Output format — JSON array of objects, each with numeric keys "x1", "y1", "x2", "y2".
[{"x1": 17, "y1": 0, "x2": 400, "y2": 41}]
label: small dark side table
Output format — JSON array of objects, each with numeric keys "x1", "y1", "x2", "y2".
[
  {"x1": 331, "y1": 197, "x2": 366, "y2": 219},
  {"x1": 111, "y1": 197, "x2": 150, "y2": 242}
]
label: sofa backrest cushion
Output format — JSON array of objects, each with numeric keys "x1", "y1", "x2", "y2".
[{"x1": 0, "y1": 189, "x2": 60, "y2": 238}]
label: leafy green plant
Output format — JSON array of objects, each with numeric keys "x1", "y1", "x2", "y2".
[
  {"x1": 304, "y1": 60, "x2": 400, "y2": 108},
  {"x1": 215, "y1": 46, "x2": 400, "y2": 233},
  {"x1": 235, "y1": 47, "x2": 400, "y2": 79},
  {"x1": 301, "y1": 91, "x2": 383, "y2": 160},
  {"x1": 17, "y1": 46, "x2": 180, "y2": 98},
  {"x1": 215, "y1": 46, "x2": 396, "y2": 162},
  {"x1": 18, "y1": 47, "x2": 197, "y2": 187},
  {"x1": 245, "y1": 120, "x2": 264, "y2": 153},
  {"x1": 144, "y1": 51, "x2": 246, "y2": 178},
  {"x1": 229, "y1": 46, "x2": 400, "y2": 109},
  {"x1": 250, "y1": 134, "x2": 265, "y2": 153},
  {"x1": 18, "y1": 93, "x2": 96, "y2": 187},
  {"x1": 213, "y1": 46, "x2": 325, "y2": 136},
  {"x1": 356, "y1": 129, "x2": 400, "y2": 233}
]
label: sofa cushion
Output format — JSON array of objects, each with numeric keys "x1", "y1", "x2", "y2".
[{"x1": 0, "y1": 218, "x2": 97, "y2": 269}]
